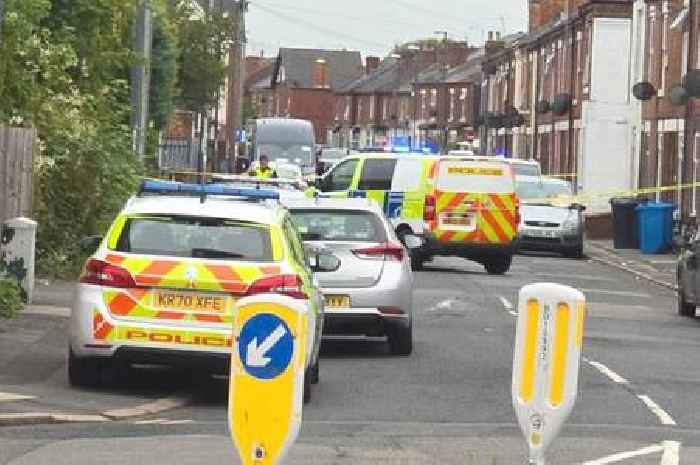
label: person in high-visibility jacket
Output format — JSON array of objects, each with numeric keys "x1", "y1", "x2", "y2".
[{"x1": 249, "y1": 154, "x2": 278, "y2": 178}]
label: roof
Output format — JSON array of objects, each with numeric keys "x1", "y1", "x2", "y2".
[
  {"x1": 123, "y1": 196, "x2": 282, "y2": 225},
  {"x1": 282, "y1": 197, "x2": 383, "y2": 214},
  {"x1": 274, "y1": 48, "x2": 363, "y2": 89},
  {"x1": 445, "y1": 49, "x2": 484, "y2": 83},
  {"x1": 338, "y1": 58, "x2": 412, "y2": 94}
]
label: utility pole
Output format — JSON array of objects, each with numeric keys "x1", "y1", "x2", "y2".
[
  {"x1": 130, "y1": 0, "x2": 153, "y2": 159},
  {"x1": 226, "y1": 1, "x2": 248, "y2": 173}
]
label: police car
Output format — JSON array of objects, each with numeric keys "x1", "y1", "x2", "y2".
[{"x1": 69, "y1": 180, "x2": 334, "y2": 402}]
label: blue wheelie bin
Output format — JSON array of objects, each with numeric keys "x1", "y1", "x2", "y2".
[{"x1": 636, "y1": 202, "x2": 674, "y2": 254}]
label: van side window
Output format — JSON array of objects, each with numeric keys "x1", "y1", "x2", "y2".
[
  {"x1": 391, "y1": 158, "x2": 423, "y2": 192},
  {"x1": 326, "y1": 159, "x2": 358, "y2": 192},
  {"x1": 357, "y1": 159, "x2": 397, "y2": 191}
]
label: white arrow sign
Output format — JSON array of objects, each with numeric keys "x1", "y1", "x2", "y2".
[{"x1": 246, "y1": 325, "x2": 288, "y2": 367}]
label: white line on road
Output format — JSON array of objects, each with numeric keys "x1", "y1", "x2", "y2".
[
  {"x1": 580, "y1": 288, "x2": 650, "y2": 298},
  {"x1": 660, "y1": 441, "x2": 681, "y2": 465},
  {"x1": 498, "y1": 296, "x2": 517, "y2": 316},
  {"x1": 637, "y1": 395, "x2": 677, "y2": 426},
  {"x1": 426, "y1": 299, "x2": 457, "y2": 312},
  {"x1": 584, "y1": 359, "x2": 629, "y2": 384},
  {"x1": 0, "y1": 392, "x2": 36, "y2": 402},
  {"x1": 582, "y1": 443, "x2": 665, "y2": 465}
]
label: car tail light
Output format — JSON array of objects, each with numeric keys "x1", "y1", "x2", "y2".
[
  {"x1": 245, "y1": 274, "x2": 308, "y2": 299},
  {"x1": 352, "y1": 242, "x2": 404, "y2": 262},
  {"x1": 424, "y1": 194, "x2": 436, "y2": 221},
  {"x1": 378, "y1": 306, "x2": 405, "y2": 315},
  {"x1": 514, "y1": 195, "x2": 522, "y2": 225},
  {"x1": 79, "y1": 259, "x2": 136, "y2": 288}
]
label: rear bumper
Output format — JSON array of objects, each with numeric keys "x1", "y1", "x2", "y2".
[
  {"x1": 518, "y1": 232, "x2": 582, "y2": 251},
  {"x1": 421, "y1": 235, "x2": 516, "y2": 259},
  {"x1": 114, "y1": 347, "x2": 230, "y2": 372},
  {"x1": 323, "y1": 308, "x2": 409, "y2": 337}
]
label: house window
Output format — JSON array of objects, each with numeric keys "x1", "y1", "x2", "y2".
[
  {"x1": 661, "y1": 0, "x2": 669, "y2": 96},
  {"x1": 344, "y1": 96, "x2": 351, "y2": 121},
  {"x1": 460, "y1": 88, "x2": 468, "y2": 122},
  {"x1": 420, "y1": 89, "x2": 427, "y2": 119},
  {"x1": 647, "y1": 6, "x2": 656, "y2": 84},
  {"x1": 369, "y1": 96, "x2": 375, "y2": 119},
  {"x1": 382, "y1": 98, "x2": 389, "y2": 121},
  {"x1": 358, "y1": 98, "x2": 364, "y2": 121},
  {"x1": 430, "y1": 89, "x2": 437, "y2": 108}
]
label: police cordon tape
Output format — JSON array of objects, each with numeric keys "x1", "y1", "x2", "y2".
[{"x1": 526, "y1": 179, "x2": 700, "y2": 208}]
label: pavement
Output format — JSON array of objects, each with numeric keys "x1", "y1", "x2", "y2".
[
  {"x1": 1, "y1": 249, "x2": 698, "y2": 464},
  {"x1": 586, "y1": 239, "x2": 677, "y2": 290}
]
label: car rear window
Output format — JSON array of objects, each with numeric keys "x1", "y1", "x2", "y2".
[
  {"x1": 290, "y1": 210, "x2": 386, "y2": 242},
  {"x1": 436, "y1": 161, "x2": 514, "y2": 193},
  {"x1": 114, "y1": 215, "x2": 273, "y2": 261}
]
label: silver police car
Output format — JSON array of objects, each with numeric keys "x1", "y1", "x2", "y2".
[{"x1": 283, "y1": 198, "x2": 417, "y2": 355}]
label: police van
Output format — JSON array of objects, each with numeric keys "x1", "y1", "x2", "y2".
[{"x1": 313, "y1": 153, "x2": 519, "y2": 273}]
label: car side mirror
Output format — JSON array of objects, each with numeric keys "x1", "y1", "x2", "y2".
[
  {"x1": 310, "y1": 252, "x2": 341, "y2": 273},
  {"x1": 79, "y1": 235, "x2": 103, "y2": 253},
  {"x1": 570, "y1": 203, "x2": 586, "y2": 212},
  {"x1": 403, "y1": 234, "x2": 423, "y2": 250}
]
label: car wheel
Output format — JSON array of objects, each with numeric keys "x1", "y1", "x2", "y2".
[
  {"x1": 564, "y1": 243, "x2": 584, "y2": 259},
  {"x1": 68, "y1": 348, "x2": 104, "y2": 388},
  {"x1": 678, "y1": 286, "x2": 696, "y2": 317},
  {"x1": 484, "y1": 255, "x2": 512, "y2": 275},
  {"x1": 309, "y1": 357, "x2": 320, "y2": 385},
  {"x1": 303, "y1": 371, "x2": 312, "y2": 404},
  {"x1": 388, "y1": 324, "x2": 413, "y2": 356}
]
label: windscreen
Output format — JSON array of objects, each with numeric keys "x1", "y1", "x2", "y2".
[
  {"x1": 258, "y1": 143, "x2": 314, "y2": 165},
  {"x1": 290, "y1": 210, "x2": 386, "y2": 242},
  {"x1": 542, "y1": 180, "x2": 573, "y2": 196},
  {"x1": 512, "y1": 163, "x2": 541, "y2": 177},
  {"x1": 516, "y1": 181, "x2": 546, "y2": 200},
  {"x1": 436, "y1": 161, "x2": 514, "y2": 193},
  {"x1": 115, "y1": 216, "x2": 273, "y2": 261}
]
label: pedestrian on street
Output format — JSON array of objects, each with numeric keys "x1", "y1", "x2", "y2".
[{"x1": 249, "y1": 154, "x2": 277, "y2": 178}]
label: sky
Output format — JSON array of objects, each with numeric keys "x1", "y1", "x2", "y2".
[{"x1": 246, "y1": 0, "x2": 527, "y2": 58}]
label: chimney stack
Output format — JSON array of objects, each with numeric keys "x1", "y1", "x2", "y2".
[
  {"x1": 365, "y1": 56, "x2": 380, "y2": 74},
  {"x1": 312, "y1": 58, "x2": 329, "y2": 88}
]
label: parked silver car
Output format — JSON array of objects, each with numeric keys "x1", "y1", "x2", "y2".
[
  {"x1": 283, "y1": 197, "x2": 416, "y2": 355},
  {"x1": 516, "y1": 178, "x2": 586, "y2": 258}
]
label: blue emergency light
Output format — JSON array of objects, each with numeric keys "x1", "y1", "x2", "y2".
[{"x1": 139, "y1": 179, "x2": 280, "y2": 200}]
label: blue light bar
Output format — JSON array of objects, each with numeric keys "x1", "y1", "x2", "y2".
[{"x1": 139, "y1": 180, "x2": 280, "y2": 200}]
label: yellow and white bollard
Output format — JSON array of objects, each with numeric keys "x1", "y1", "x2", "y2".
[
  {"x1": 229, "y1": 294, "x2": 311, "y2": 465},
  {"x1": 512, "y1": 283, "x2": 586, "y2": 465}
]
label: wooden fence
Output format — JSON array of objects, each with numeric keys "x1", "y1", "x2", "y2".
[{"x1": 0, "y1": 128, "x2": 35, "y2": 225}]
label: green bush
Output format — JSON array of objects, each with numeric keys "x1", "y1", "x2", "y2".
[{"x1": 0, "y1": 278, "x2": 24, "y2": 319}]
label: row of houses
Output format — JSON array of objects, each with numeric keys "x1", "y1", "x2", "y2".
[{"x1": 240, "y1": 0, "x2": 699, "y2": 218}]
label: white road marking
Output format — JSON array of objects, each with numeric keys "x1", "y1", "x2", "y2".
[
  {"x1": 637, "y1": 395, "x2": 677, "y2": 426},
  {"x1": 582, "y1": 443, "x2": 665, "y2": 464},
  {"x1": 426, "y1": 299, "x2": 457, "y2": 312},
  {"x1": 660, "y1": 441, "x2": 681, "y2": 465},
  {"x1": 133, "y1": 418, "x2": 194, "y2": 425},
  {"x1": 584, "y1": 359, "x2": 629, "y2": 384},
  {"x1": 498, "y1": 296, "x2": 517, "y2": 316},
  {"x1": 580, "y1": 288, "x2": 650, "y2": 298},
  {"x1": 0, "y1": 392, "x2": 36, "y2": 402}
]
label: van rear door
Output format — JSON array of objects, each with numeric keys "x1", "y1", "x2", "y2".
[{"x1": 433, "y1": 160, "x2": 517, "y2": 244}]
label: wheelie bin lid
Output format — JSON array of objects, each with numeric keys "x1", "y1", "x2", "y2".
[
  {"x1": 610, "y1": 197, "x2": 641, "y2": 206},
  {"x1": 635, "y1": 201, "x2": 675, "y2": 211}
]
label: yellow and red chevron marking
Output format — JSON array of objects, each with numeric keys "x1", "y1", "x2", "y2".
[
  {"x1": 101, "y1": 254, "x2": 282, "y2": 324},
  {"x1": 431, "y1": 191, "x2": 517, "y2": 245},
  {"x1": 103, "y1": 289, "x2": 233, "y2": 325},
  {"x1": 93, "y1": 310, "x2": 115, "y2": 341},
  {"x1": 104, "y1": 253, "x2": 281, "y2": 292}
]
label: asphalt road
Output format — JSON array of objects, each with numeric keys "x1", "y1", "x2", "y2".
[{"x1": 2, "y1": 252, "x2": 700, "y2": 464}]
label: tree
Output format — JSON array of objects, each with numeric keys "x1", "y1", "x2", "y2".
[{"x1": 149, "y1": 11, "x2": 178, "y2": 130}]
